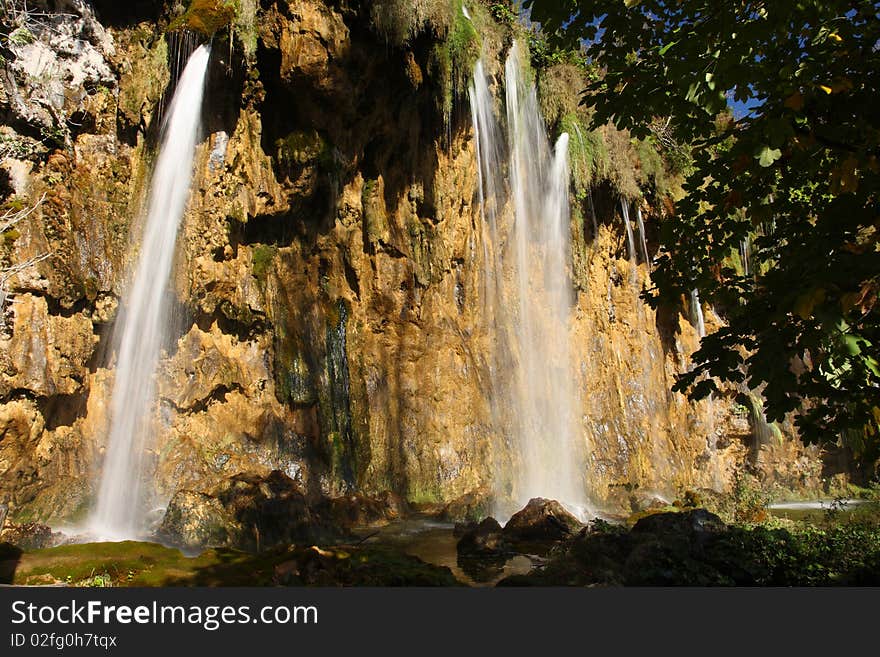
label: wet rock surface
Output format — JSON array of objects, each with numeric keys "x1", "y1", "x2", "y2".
[
  {"x1": 455, "y1": 517, "x2": 506, "y2": 557},
  {"x1": 502, "y1": 498, "x2": 584, "y2": 545},
  {"x1": 0, "y1": 520, "x2": 63, "y2": 550}
]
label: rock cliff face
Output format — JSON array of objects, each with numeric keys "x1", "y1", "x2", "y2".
[{"x1": 0, "y1": 1, "x2": 823, "y2": 525}]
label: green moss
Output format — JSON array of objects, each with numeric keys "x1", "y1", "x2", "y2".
[
  {"x1": 251, "y1": 244, "x2": 277, "y2": 283},
  {"x1": 562, "y1": 113, "x2": 606, "y2": 194},
  {"x1": 10, "y1": 542, "x2": 300, "y2": 587},
  {"x1": 447, "y1": 3, "x2": 481, "y2": 91},
  {"x1": 273, "y1": 322, "x2": 317, "y2": 407},
  {"x1": 2, "y1": 228, "x2": 20, "y2": 246},
  {"x1": 369, "y1": 0, "x2": 454, "y2": 47},
  {"x1": 320, "y1": 300, "x2": 356, "y2": 488},
  {"x1": 168, "y1": 0, "x2": 237, "y2": 36},
  {"x1": 274, "y1": 129, "x2": 338, "y2": 181},
  {"x1": 407, "y1": 487, "x2": 443, "y2": 506},
  {"x1": 425, "y1": 1, "x2": 485, "y2": 127}
]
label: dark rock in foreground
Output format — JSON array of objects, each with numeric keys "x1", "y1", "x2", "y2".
[
  {"x1": 498, "y1": 508, "x2": 880, "y2": 586},
  {"x1": 159, "y1": 470, "x2": 345, "y2": 551},
  {"x1": 502, "y1": 498, "x2": 584, "y2": 544},
  {"x1": 159, "y1": 470, "x2": 409, "y2": 551},
  {"x1": 456, "y1": 517, "x2": 506, "y2": 556}
]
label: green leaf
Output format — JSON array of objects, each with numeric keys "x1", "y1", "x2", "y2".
[
  {"x1": 755, "y1": 146, "x2": 782, "y2": 167},
  {"x1": 659, "y1": 40, "x2": 678, "y2": 55}
]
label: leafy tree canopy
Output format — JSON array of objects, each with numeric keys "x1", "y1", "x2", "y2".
[{"x1": 527, "y1": 0, "x2": 880, "y2": 463}]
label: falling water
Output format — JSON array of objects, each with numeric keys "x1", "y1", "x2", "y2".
[
  {"x1": 690, "y1": 288, "x2": 706, "y2": 339},
  {"x1": 90, "y1": 45, "x2": 211, "y2": 540},
  {"x1": 740, "y1": 236, "x2": 752, "y2": 277},
  {"x1": 635, "y1": 205, "x2": 650, "y2": 267},
  {"x1": 471, "y1": 44, "x2": 590, "y2": 521},
  {"x1": 619, "y1": 198, "x2": 637, "y2": 264}
]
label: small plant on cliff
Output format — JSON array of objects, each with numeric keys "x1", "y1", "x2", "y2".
[
  {"x1": 0, "y1": 195, "x2": 51, "y2": 329},
  {"x1": 251, "y1": 244, "x2": 277, "y2": 284}
]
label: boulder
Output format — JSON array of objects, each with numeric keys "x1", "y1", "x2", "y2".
[
  {"x1": 0, "y1": 521, "x2": 62, "y2": 550},
  {"x1": 439, "y1": 490, "x2": 490, "y2": 523},
  {"x1": 158, "y1": 492, "x2": 234, "y2": 550},
  {"x1": 502, "y1": 498, "x2": 584, "y2": 544},
  {"x1": 324, "y1": 491, "x2": 404, "y2": 529},
  {"x1": 455, "y1": 517, "x2": 509, "y2": 583},
  {"x1": 159, "y1": 470, "x2": 346, "y2": 551},
  {"x1": 456, "y1": 517, "x2": 505, "y2": 556},
  {"x1": 631, "y1": 508, "x2": 726, "y2": 538}
]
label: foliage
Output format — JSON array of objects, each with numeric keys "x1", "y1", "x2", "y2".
[
  {"x1": 731, "y1": 471, "x2": 770, "y2": 524},
  {"x1": 528, "y1": 1, "x2": 880, "y2": 461},
  {"x1": 424, "y1": 1, "x2": 485, "y2": 127},
  {"x1": 539, "y1": 65, "x2": 681, "y2": 203},
  {"x1": 369, "y1": 0, "x2": 454, "y2": 47},
  {"x1": 507, "y1": 508, "x2": 880, "y2": 586}
]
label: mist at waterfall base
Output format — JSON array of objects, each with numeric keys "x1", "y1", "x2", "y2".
[
  {"x1": 470, "y1": 45, "x2": 592, "y2": 522},
  {"x1": 88, "y1": 45, "x2": 211, "y2": 541}
]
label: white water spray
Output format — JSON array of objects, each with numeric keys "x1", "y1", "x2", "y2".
[
  {"x1": 471, "y1": 45, "x2": 590, "y2": 521},
  {"x1": 90, "y1": 45, "x2": 211, "y2": 540},
  {"x1": 635, "y1": 205, "x2": 650, "y2": 267},
  {"x1": 619, "y1": 198, "x2": 637, "y2": 264},
  {"x1": 690, "y1": 288, "x2": 706, "y2": 339}
]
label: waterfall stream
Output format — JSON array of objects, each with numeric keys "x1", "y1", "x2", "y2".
[
  {"x1": 619, "y1": 198, "x2": 637, "y2": 266},
  {"x1": 470, "y1": 44, "x2": 590, "y2": 521},
  {"x1": 90, "y1": 44, "x2": 211, "y2": 540}
]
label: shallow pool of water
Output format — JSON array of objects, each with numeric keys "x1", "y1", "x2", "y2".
[
  {"x1": 766, "y1": 499, "x2": 868, "y2": 522},
  {"x1": 360, "y1": 518, "x2": 535, "y2": 587}
]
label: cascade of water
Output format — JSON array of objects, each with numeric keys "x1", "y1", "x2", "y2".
[
  {"x1": 471, "y1": 44, "x2": 590, "y2": 521},
  {"x1": 619, "y1": 198, "x2": 637, "y2": 264},
  {"x1": 469, "y1": 60, "x2": 505, "y2": 324},
  {"x1": 90, "y1": 45, "x2": 211, "y2": 540},
  {"x1": 690, "y1": 288, "x2": 706, "y2": 339},
  {"x1": 635, "y1": 205, "x2": 650, "y2": 267},
  {"x1": 156, "y1": 31, "x2": 200, "y2": 128},
  {"x1": 740, "y1": 235, "x2": 752, "y2": 277}
]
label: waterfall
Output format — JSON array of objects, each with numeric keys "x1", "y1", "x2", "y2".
[
  {"x1": 619, "y1": 198, "x2": 637, "y2": 264},
  {"x1": 740, "y1": 236, "x2": 752, "y2": 277},
  {"x1": 635, "y1": 205, "x2": 650, "y2": 267},
  {"x1": 471, "y1": 44, "x2": 590, "y2": 521},
  {"x1": 690, "y1": 288, "x2": 706, "y2": 339},
  {"x1": 90, "y1": 45, "x2": 211, "y2": 540}
]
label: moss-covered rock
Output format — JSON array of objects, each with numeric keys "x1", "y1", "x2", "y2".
[{"x1": 168, "y1": 0, "x2": 237, "y2": 36}]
